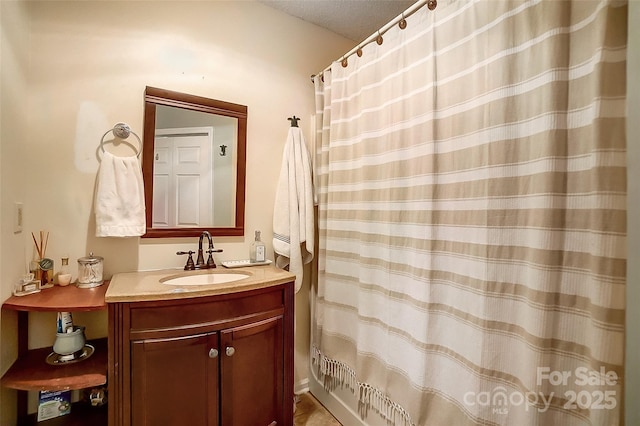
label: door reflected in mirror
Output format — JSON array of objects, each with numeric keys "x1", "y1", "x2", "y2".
[{"x1": 142, "y1": 87, "x2": 246, "y2": 238}]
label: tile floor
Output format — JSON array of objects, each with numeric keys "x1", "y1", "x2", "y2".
[{"x1": 294, "y1": 392, "x2": 342, "y2": 426}]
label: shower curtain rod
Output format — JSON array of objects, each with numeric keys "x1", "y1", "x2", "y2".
[{"x1": 311, "y1": 0, "x2": 436, "y2": 83}]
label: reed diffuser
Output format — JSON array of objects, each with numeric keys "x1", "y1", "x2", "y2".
[{"x1": 31, "y1": 230, "x2": 53, "y2": 288}]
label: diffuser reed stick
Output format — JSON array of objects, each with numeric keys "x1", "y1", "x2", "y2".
[
  {"x1": 31, "y1": 230, "x2": 49, "y2": 259},
  {"x1": 31, "y1": 232, "x2": 41, "y2": 258},
  {"x1": 31, "y1": 230, "x2": 51, "y2": 286}
]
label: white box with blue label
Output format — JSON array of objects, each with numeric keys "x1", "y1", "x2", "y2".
[{"x1": 37, "y1": 390, "x2": 71, "y2": 421}]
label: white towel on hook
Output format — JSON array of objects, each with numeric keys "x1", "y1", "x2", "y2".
[
  {"x1": 95, "y1": 151, "x2": 146, "y2": 237},
  {"x1": 273, "y1": 127, "x2": 314, "y2": 292}
]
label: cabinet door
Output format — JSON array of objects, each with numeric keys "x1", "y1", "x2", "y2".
[
  {"x1": 220, "y1": 315, "x2": 284, "y2": 426},
  {"x1": 131, "y1": 332, "x2": 219, "y2": 426}
]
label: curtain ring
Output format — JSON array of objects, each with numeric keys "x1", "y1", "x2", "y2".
[
  {"x1": 399, "y1": 13, "x2": 407, "y2": 30},
  {"x1": 341, "y1": 57, "x2": 348, "y2": 67},
  {"x1": 427, "y1": 0, "x2": 437, "y2": 10},
  {"x1": 376, "y1": 31, "x2": 383, "y2": 45},
  {"x1": 356, "y1": 46, "x2": 363, "y2": 57}
]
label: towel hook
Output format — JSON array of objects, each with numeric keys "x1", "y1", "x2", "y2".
[
  {"x1": 288, "y1": 116, "x2": 300, "y2": 127},
  {"x1": 100, "y1": 122, "x2": 142, "y2": 158}
]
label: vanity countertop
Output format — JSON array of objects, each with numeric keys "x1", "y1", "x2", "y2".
[{"x1": 105, "y1": 264, "x2": 295, "y2": 303}]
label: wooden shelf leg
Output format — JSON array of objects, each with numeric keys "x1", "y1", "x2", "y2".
[
  {"x1": 17, "y1": 311, "x2": 28, "y2": 425},
  {"x1": 17, "y1": 390, "x2": 27, "y2": 426}
]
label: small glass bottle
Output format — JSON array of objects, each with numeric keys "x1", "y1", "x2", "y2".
[
  {"x1": 60, "y1": 257, "x2": 70, "y2": 275},
  {"x1": 57, "y1": 256, "x2": 72, "y2": 286},
  {"x1": 250, "y1": 230, "x2": 266, "y2": 263}
]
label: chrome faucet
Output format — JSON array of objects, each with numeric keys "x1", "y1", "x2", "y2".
[{"x1": 177, "y1": 231, "x2": 223, "y2": 270}]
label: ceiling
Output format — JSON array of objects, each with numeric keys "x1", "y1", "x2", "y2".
[{"x1": 260, "y1": 0, "x2": 417, "y2": 42}]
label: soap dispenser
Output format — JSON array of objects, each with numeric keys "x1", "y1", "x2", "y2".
[{"x1": 250, "y1": 230, "x2": 266, "y2": 263}]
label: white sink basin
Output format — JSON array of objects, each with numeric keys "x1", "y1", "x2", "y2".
[{"x1": 161, "y1": 272, "x2": 249, "y2": 286}]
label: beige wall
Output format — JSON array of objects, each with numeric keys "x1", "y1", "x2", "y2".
[
  {"x1": 0, "y1": 1, "x2": 353, "y2": 422},
  {"x1": 1, "y1": 1, "x2": 31, "y2": 424}
]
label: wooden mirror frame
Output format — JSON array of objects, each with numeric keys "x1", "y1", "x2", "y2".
[{"x1": 142, "y1": 86, "x2": 247, "y2": 238}]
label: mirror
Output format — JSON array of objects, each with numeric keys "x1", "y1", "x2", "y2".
[{"x1": 142, "y1": 86, "x2": 246, "y2": 238}]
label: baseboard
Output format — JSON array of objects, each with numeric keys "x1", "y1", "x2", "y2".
[
  {"x1": 294, "y1": 378, "x2": 310, "y2": 395},
  {"x1": 307, "y1": 365, "x2": 368, "y2": 426}
]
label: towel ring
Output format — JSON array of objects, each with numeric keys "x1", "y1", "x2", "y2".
[{"x1": 100, "y1": 123, "x2": 142, "y2": 158}]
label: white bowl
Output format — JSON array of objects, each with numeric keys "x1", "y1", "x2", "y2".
[{"x1": 58, "y1": 274, "x2": 72, "y2": 286}]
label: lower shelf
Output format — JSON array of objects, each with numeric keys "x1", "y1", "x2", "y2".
[
  {"x1": 1, "y1": 338, "x2": 107, "y2": 391},
  {"x1": 21, "y1": 401, "x2": 107, "y2": 426}
]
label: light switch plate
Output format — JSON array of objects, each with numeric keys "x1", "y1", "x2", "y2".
[{"x1": 14, "y1": 202, "x2": 23, "y2": 233}]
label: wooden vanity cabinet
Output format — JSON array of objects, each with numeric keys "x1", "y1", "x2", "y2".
[
  {"x1": 131, "y1": 332, "x2": 219, "y2": 425},
  {"x1": 108, "y1": 281, "x2": 294, "y2": 426},
  {"x1": 220, "y1": 315, "x2": 284, "y2": 425}
]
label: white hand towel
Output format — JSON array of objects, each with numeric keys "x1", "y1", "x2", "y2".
[
  {"x1": 95, "y1": 151, "x2": 146, "y2": 237},
  {"x1": 273, "y1": 127, "x2": 314, "y2": 292}
]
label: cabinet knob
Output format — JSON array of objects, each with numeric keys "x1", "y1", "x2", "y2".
[
  {"x1": 208, "y1": 348, "x2": 219, "y2": 358},
  {"x1": 225, "y1": 346, "x2": 235, "y2": 357}
]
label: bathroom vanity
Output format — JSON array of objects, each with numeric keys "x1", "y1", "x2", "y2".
[{"x1": 106, "y1": 265, "x2": 295, "y2": 426}]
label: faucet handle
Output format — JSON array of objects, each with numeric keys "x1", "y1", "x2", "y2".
[
  {"x1": 206, "y1": 248, "x2": 223, "y2": 269},
  {"x1": 176, "y1": 250, "x2": 196, "y2": 270}
]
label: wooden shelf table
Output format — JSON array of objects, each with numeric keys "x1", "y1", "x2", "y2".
[{"x1": 1, "y1": 283, "x2": 109, "y2": 425}]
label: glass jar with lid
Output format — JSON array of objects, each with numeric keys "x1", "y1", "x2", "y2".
[{"x1": 77, "y1": 252, "x2": 104, "y2": 288}]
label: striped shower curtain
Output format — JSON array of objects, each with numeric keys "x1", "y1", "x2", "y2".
[{"x1": 312, "y1": 1, "x2": 627, "y2": 425}]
